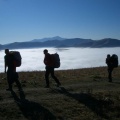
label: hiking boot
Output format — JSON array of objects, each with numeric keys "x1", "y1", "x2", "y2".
[
  {"x1": 18, "y1": 88, "x2": 23, "y2": 92},
  {"x1": 19, "y1": 91, "x2": 25, "y2": 100},
  {"x1": 56, "y1": 83, "x2": 61, "y2": 87},
  {"x1": 109, "y1": 78, "x2": 112, "y2": 82},
  {"x1": 44, "y1": 85, "x2": 49, "y2": 88},
  {"x1": 6, "y1": 88, "x2": 13, "y2": 91}
]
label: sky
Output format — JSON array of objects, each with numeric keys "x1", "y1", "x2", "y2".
[{"x1": 0, "y1": 0, "x2": 120, "y2": 44}]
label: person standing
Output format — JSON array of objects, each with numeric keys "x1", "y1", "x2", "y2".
[
  {"x1": 4, "y1": 49, "x2": 22, "y2": 91},
  {"x1": 43, "y1": 49, "x2": 61, "y2": 88},
  {"x1": 106, "y1": 54, "x2": 114, "y2": 82}
]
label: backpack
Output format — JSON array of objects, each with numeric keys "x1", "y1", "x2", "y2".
[
  {"x1": 10, "y1": 51, "x2": 22, "y2": 67},
  {"x1": 51, "y1": 53, "x2": 60, "y2": 68},
  {"x1": 111, "y1": 54, "x2": 118, "y2": 68}
]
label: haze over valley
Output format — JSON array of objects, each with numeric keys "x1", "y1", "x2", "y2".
[{"x1": 0, "y1": 47, "x2": 119, "y2": 72}]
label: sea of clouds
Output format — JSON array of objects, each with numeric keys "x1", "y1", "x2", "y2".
[{"x1": 0, "y1": 47, "x2": 120, "y2": 73}]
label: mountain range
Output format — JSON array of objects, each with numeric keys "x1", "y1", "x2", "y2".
[{"x1": 0, "y1": 36, "x2": 120, "y2": 50}]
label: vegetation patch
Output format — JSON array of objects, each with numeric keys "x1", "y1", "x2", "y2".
[{"x1": 0, "y1": 66, "x2": 120, "y2": 120}]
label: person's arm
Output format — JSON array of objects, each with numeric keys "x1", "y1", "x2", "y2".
[
  {"x1": 4, "y1": 56, "x2": 7, "y2": 73},
  {"x1": 4, "y1": 62, "x2": 6, "y2": 73},
  {"x1": 106, "y1": 58, "x2": 107, "y2": 64},
  {"x1": 44, "y1": 54, "x2": 50, "y2": 65}
]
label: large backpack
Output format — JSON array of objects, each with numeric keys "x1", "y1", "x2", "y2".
[
  {"x1": 10, "y1": 51, "x2": 22, "y2": 67},
  {"x1": 111, "y1": 54, "x2": 118, "y2": 68},
  {"x1": 51, "y1": 53, "x2": 60, "y2": 68}
]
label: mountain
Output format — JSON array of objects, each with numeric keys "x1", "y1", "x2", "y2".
[
  {"x1": 0, "y1": 44, "x2": 3, "y2": 50},
  {"x1": 75, "y1": 38, "x2": 120, "y2": 48},
  {"x1": 30, "y1": 36, "x2": 65, "y2": 42},
  {"x1": 2, "y1": 38, "x2": 93, "y2": 49},
  {"x1": 1, "y1": 38, "x2": 120, "y2": 50},
  {"x1": 60, "y1": 38, "x2": 92, "y2": 47}
]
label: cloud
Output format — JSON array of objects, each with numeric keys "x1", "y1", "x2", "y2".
[{"x1": 0, "y1": 47, "x2": 119, "y2": 73}]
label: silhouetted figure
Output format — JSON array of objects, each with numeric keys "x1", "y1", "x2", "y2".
[
  {"x1": 106, "y1": 54, "x2": 114, "y2": 82},
  {"x1": 4, "y1": 49, "x2": 22, "y2": 91},
  {"x1": 43, "y1": 49, "x2": 61, "y2": 88}
]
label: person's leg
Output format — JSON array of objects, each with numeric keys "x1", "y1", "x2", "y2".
[
  {"x1": 45, "y1": 67, "x2": 50, "y2": 87},
  {"x1": 6, "y1": 70, "x2": 13, "y2": 91},
  {"x1": 14, "y1": 72, "x2": 22, "y2": 91},
  {"x1": 51, "y1": 67, "x2": 61, "y2": 86},
  {"x1": 108, "y1": 67, "x2": 113, "y2": 82},
  {"x1": 13, "y1": 72, "x2": 25, "y2": 100}
]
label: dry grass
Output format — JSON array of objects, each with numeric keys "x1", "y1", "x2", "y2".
[{"x1": 0, "y1": 66, "x2": 120, "y2": 120}]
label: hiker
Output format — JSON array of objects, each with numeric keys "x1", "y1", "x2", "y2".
[
  {"x1": 43, "y1": 49, "x2": 61, "y2": 88},
  {"x1": 106, "y1": 54, "x2": 114, "y2": 82},
  {"x1": 4, "y1": 49, "x2": 22, "y2": 91}
]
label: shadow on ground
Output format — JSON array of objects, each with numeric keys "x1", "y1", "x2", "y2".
[
  {"x1": 54, "y1": 87, "x2": 113, "y2": 119},
  {"x1": 11, "y1": 90, "x2": 56, "y2": 120}
]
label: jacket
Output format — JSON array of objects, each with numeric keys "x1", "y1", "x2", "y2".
[{"x1": 44, "y1": 53, "x2": 54, "y2": 66}]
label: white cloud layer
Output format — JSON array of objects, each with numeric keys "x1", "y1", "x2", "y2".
[{"x1": 0, "y1": 47, "x2": 120, "y2": 73}]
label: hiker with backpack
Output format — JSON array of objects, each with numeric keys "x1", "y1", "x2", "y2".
[
  {"x1": 106, "y1": 54, "x2": 118, "y2": 82},
  {"x1": 4, "y1": 49, "x2": 22, "y2": 91},
  {"x1": 43, "y1": 49, "x2": 61, "y2": 88}
]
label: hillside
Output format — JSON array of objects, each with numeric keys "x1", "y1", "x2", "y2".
[
  {"x1": 76, "y1": 38, "x2": 120, "y2": 48},
  {"x1": 0, "y1": 67, "x2": 120, "y2": 120},
  {"x1": 1, "y1": 38, "x2": 120, "y2": 50}
]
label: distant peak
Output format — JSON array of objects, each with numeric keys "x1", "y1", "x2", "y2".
[
  {"x1": 30, "y1": 36, "x2": 65, "y2": 42},
  {"x1": 52, "y1": 36, "x2": 65, "y2": 40},
  {"x1": 53, "y1": 36, "x2": 62, "y2": 38}
]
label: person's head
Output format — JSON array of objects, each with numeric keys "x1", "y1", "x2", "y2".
[
  {"x1": 107, "y1": 54, "x2": 110, "y2": 58},
  {"x1": 43, "y1": 49, "x2": 48, "y2": 55},
  {"x1": 5, "y1": 49, "x2": 9, "y2": 55}
]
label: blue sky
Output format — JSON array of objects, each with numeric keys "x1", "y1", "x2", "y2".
[{"x1": 0, "y1": 0, "x2": 120, "y2": 44}]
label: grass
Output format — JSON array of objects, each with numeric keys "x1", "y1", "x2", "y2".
[{"x1": 0, "y1": 66, "x2": 120, "y2": 120}]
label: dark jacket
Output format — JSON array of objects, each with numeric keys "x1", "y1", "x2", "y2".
[
  {"x1": 106, "y1": 57, "x2": 114, "y2": 68},
  {"x1": 44, "y1": 53, "x2": 54, "y2": 67},
  {"x1": 4, "y1": 54, "x2": 16, "y2": 71}
]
